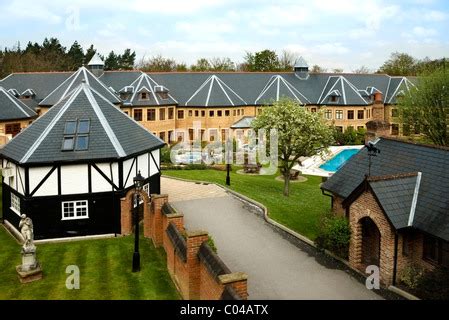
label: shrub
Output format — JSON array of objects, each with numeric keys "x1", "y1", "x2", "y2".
[
  {"x1": 161, "y1": 146, "x2": 172, "y2": 164},
  {"x1": 207, "y1": 236, "x2": 218, "y2": 253},
  {"x1": 399, "y1": 265, "x2": 425, "y2": 290},
  {"x1": 415, "y1": 266, "x2": 449, "y2": 300},
  {"x1": 315, "y1": 214, "x2": 351, "y2": 259}
]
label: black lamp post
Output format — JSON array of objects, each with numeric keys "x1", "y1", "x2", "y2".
[
  {"x1": 132, "y1": 170, "x2": 144, "y2": 272},
  {"x1": 226, "y1": 138, "x2": 232, "y2": 186}
]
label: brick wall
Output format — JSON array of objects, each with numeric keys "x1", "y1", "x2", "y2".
[
  {"x1": 136, "y1": 192, "x2": 248, "y2": 300},
  {"x1": 332, "y1": 196, "x2": 346, "y2": 216}
]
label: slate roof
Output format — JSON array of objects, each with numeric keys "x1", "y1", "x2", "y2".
[
  {"x1": 0, "y1": 72, "x2": 72, "y2": 104},
  {"x1": 38, "y1": 67, "x2": 121, "y2": 106},
  {"x1": 322, "y1": 138, "x2": 449, "y2": 241},
  {"x1": 368, "y1": 173, "x2": 420, "y2": 229},
  {"x1": 0, "y1": 86, "x2": 37, "y2": 120},
  {"x1": 121, "y1": 72, "x2": 178, "y2": 106},
  {"x1": 1, "y1": 69, "x2": 416, "y2": 108},
  {"x1": 0, "y1": 82, "x2": 164, "y2": 164},
  {"x1": 185, "y1": 75, "x2": 247, "y2": 107},
  {"x1": 230, "y1": 116, "x2": 255, "y2": 129}
]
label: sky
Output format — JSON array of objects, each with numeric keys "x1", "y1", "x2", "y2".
[{"x1": 0, "y1": 0, "x2": 448, "y2": 72}]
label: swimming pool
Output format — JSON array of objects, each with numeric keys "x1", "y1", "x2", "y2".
[{"x1": 319, "y1": 149, "x2": 360, "y2": 172}]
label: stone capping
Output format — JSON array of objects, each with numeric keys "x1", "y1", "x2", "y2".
[
  {"x1": 198, "y1": 242, "x2": 231, "y2": 280},
  {"x1": 218, "y1": 272, "x2": 248, "y2": 284},
  {"x1": 166, "y1": 222, "x2": 187, "y2": 262},
  {"x1": 221, "y1": 285, "x2": 242, "y2": 300},
  {"x1": 367, "y1": 172, "x2": 419, "y2": 182}
]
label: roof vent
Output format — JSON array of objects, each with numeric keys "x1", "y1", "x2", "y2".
[{"x1": 294, "y1": 57, "x2": 309, "y2": 80}]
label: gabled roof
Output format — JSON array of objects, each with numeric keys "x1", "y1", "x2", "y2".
[
  {"x1": 255, "y1": 75, "x2": 311, "y2": 105},
  {"x1": 88, "y1": 53, "x2": 104, "y2": 66},
  {"x1": 0, "y1": 82, "x2": 164, "y2": 164},
  {"x1": 318, "y1": 76, "x2": 369, "y2": 105},
  {"x1": 185, "y1": 75, "x2": 246, "y2": 107},
  {"x1": 322, "y1": 138, "x2": 449, "y2": 241},
  {"x1": 39, "y1": 67, "x2": 120, "y2": 106},
  {"x1": 21, "y1": 88, "x2": 36, "y2": 97},
  {"x1": 385, "y1": 77, "x2": 416, "y2": 104},
  {"x1": 230, "y1": 116, "x2": 255, "y2": 129},
  {"x1": 122, "y1": 72, "x2": 178, "y2": 106},
  {"x1": 0, "y1": 86, "x2": 37, "y2": 121}
]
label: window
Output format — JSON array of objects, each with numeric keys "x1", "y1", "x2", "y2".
[
  {"x1": 64, "y1": 121, "x2": 77, "y2": 134},
  {"x1": 189, "y1": 129, "x2": 194, "y2": 141},
  {"x1": 195, "y1": 110, "x2": 199, "y2": 117},
  {"x1": 201, "y1": 110, "x2": 206, "y2": 117},
  {"x1": 140, "y1": 92, "x2": 148, "y2": 100},
  {"x1": 221, "y1": 129, "x2": 228, "y2": 141},
  {"x1": 423, "y1": 235, "x2": 442, "y2": 264},
  {"x1": 391, "y1": 108, "x2": 399, "y2": 118},
  {"x1": 209, "y1": 129, "x2": 217, "y2": 142},
  {"x1": 188, "y1": 110, "x2": 193, "y2": 117},
  {"x1": 225, "y1": 110, "x2": 230, "y2": 117},
  {"x1": 143, "y1": 184, "x2": 150, "y2": 196},
  {"x1": 62, "y1": 200, "x2": 88, "y2": 220},
  {"x1": 77, "y1": 120, "x2": 90, "y2": 134},
  {"x1": 75, "y1": 136, "x2": 89, "y2": 150},
  {"x1": 357, "y1": 110, "x2": 364, "y2": 120},
  {"x1": 217, "y1": 110, "x2": 222, "y2": 117},
  {"x1": 391, "y1": 124, "x2": 399, "y2": 136},
  {"x1": 147, "y1": 109, "x2": 156, "y2": 121},
  {"x1": 168, "y1": 130, "x2": 174, "y2": 142},
  {"x1": 124, "y1": 111, "x2": 129, "y2": 116},
  {"x1": 237, "y1": 110, "x2": 241, "y2": 116},
  {"x1": 159, "y1": 132, "x2": 166, "y2": 142},
  {"x1": 10, "y1": 193, "x2": 20, "y2": 216},
  {"x1": 336, "y1": 110, "x2": 343, "y2": 120},
  {"x1": 324, "y1": 110, "x2": 332, "y2": 120},
  {"x1": 159, "y1": 108, "x2": 165, "y2": 120},
  {"x1": 209, "y1": 110, "x2": 214, "y2": 117},
  {"x1": 311, "y1": 108, "x2": 317, "y2": 113},
  {"x1": 347, "y1": 110, "x2": 354, "y2": 120},
  {"x1": 241, "y1": 109, "x2": 245, "y2": 115},
  {"x1": 330, "y1": 96, "x2": 338, "y2": 102},
  {"x1": 233, "y1": 110, "x2": 236, "y2": 116},
  {"x1": 168, "y1": 108, "x2": 174, "y2": 120},
  {"x1": 134, "y1": 109, "x2": 143, "y2": 121},
  {"x1": 336, "y1": 126, "x2": 343, "y2": 133},
  {"x1": 62, "y1": 137, "x2": 75, "y2": 151},
  {"x1": 367, "y1": 109, "x2": 371, "y2": 118},
  {"x1": 177, "y1": 110, "x2": 184, "y2": 119}
]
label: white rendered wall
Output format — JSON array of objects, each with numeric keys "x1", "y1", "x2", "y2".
[
  {"x1": 29, "y1": 166, "x2": 58, "y2": 197},
  {"x1": 137, "y1": 153, "x2": 149, "y2": 178},
  {"x1": 61, "y1": 164, "x2": 88, "y2": 195},
  {"x1": 92, "y1": 162, "x2": 119, "y2": 193},
  {"x1": 149, "y1": 149, "x2": 160, "y2": 177},
  {"x1": 123, "y1": 157, "x2": 136, "y2": 189}
]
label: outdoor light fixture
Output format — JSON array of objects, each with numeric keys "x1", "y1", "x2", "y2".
[
  {"x1": 226, "y1": 138, "x2": 232, "y2": 186},
  {"x1": 132, "y1": 170, "x2": 145, "y2": 272}
]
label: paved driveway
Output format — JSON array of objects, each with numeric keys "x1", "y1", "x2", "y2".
[{"x1": 161, "y1": 177, "x2": 382, "y2": 300}]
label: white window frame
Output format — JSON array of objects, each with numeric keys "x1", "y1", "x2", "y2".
[
  {"x1": 61, "y1": 200, "x2": 89, "y2": 221},
  {"x1": 10, "y1": 193, "x2": 21, "y2": 216},
  {"x1": 143, "y1": 183, "x2": 150, "y2": 196}
]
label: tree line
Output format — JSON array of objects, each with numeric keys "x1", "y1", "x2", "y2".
[{"x1": 1, "y1": 38, "x2": 447, "y2": 78}]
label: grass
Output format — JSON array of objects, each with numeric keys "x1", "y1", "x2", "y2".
[
  {"x1": 163, "y1": 168, "x2": 330, "y2": 240},
  {"x1": 0, "y1": 226, "x2": 180, "y2": 300}
]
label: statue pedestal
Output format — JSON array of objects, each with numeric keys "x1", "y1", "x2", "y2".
[{"x1": 16, "y1": 247, "x2": 43, "y2": 283}]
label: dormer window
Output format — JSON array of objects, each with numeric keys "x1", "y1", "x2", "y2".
[
  {"x1": 62, "y1": 119, "x2": 90, "y2": 151},
  {"x1": 141, "y1": 92, "x2": 148, "y2": 100},
  {"x1": 154, "y1": 85, "x2": 169, "y2": 100},
  {"x1": 330, "y1": 96, "x2": 338, "y2": 103}
]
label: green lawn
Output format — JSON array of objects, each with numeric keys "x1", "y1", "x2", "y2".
[
  {"x1": 0, "y1": 226, "x2": 180, "y2": 300},
  {"x1": 163, "y1": 168, "x2": 330, "y2": 240}
]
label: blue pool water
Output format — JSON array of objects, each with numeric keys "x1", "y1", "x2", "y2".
[{"x1": 319, "y1": 149, "x2": 360, "y2": 172}]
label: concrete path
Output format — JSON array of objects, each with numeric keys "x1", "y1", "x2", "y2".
[{"x1": 161, "y1": 177, "x2": 383, "y2": 300}]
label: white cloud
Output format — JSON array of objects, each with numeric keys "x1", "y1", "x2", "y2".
[
  {"x1": 423, "y1": 10, "x2": 448, "y2": 22},
  {"x1": 413, "y1": 26, "x2": 437, "y2": 37}
]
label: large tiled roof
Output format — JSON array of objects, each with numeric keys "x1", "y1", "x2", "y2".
[
  {"x1": 0, "y1": 82, "x2": 164, "y2": 164},
  {"x1": 38, "y1": 67, "x2": 121, "y2": 106},
  {"x1": 0, "y1": 87, "x2": 37, "y2": 120},
  {"x1": 1, "y1": 69, "x2": 416, "y2": 108},
  {"x1": 322, "y1": 138, "x2": 449, "y2": 241}
]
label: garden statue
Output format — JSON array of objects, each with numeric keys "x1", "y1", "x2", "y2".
[{"x1": 16, "y1": 214, "x2": 42, "y2": 283}]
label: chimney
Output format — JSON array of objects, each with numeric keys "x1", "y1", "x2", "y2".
[{"x1": 294, "y1": 56, "x2": 309, "y2": 80}]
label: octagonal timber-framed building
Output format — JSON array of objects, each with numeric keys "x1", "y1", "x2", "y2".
[{"x1": 0, "y1": 82, "x2": 164, "y2": 240}]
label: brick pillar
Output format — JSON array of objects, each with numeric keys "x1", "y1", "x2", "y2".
[
  {"x1": 120, "y1": 195, "x2": 132, "y2": 235},
  {"x1": 219, "y1": 272, "x2": 249, "y2": 300},
  {"x1": 349, "y1": 221, "x2": 363, "y2": 271},
  {"x1": 149, "y1": 194, "x2": 168, "y2": 247},
  {"x1": 372, "y1": 101, "x2": 385, "y2": 121},
  {"x1": 186, "y1": 231, "x2": 209, "y2": 300}
]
